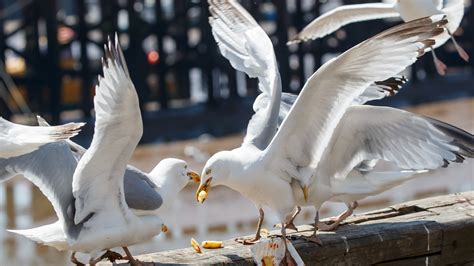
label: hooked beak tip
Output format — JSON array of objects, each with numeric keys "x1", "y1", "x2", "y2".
[
  {"x1": 197, "y1": 189, "x2": 208, "y2": 203},
  {"x1": 196, "y1": 178, "x2": 212, "y2": 203},
  {"x1": 187, "y1": 170, "x2": 201, "y2": 183}
]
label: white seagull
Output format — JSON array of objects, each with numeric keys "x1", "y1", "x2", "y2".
[
  {"x1": 288, "y1": 0, "x2": 469, "y2": 75},
  {"x1": 1, "y1": 36, "x2": 200, "y2": 265},
  {"x1": 0, "y1": 117, "x2": 83, "y2": 158},
  {"x1": 197, "y1": 0, "x2": 447, "y2": 250}
]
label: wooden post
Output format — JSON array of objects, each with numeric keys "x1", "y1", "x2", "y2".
[
  {"x1": 154, "y1": 0, "x2": 169, "y2": 109},
  {"x1": 44, "y1": 0, "x2": 61, "y2": 124},
  {"x1": 77, "y1": 0, "x2": 92, "y2": 118}
]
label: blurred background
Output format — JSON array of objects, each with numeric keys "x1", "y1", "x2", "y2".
[{"x1": 0, "y1": 0, "x2": 472, "y2": 265}]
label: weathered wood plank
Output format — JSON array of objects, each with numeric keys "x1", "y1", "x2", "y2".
[{"x1": 105, "y1": 192, "x2": 474, "y2": 265}]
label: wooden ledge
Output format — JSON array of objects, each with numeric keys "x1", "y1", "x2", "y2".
[{"x1": 110, "y1": 191, "x2": 474, "y2": 265}]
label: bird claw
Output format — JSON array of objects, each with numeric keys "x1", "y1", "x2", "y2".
[
  {"x1": 434, "y1": 57, "x2": 447, "y2": 76},
  {"x1": 103, "y1": 250, "x2": 124, "y2": 262},
  {"x1": 302, "y1": 234, "x2": 323, "y2": 245},
  {"x1": 71, "y1": 253, "x2": 85, "y2": 266},
  {"x1": 457, "y1": 46, "x2": 470, "y2": 62},
  {"x1": 285, "y1": 222, "x2": 298, "y2": 232},
  {"x1": 317, "y1": 221, "x2": 338, "y2": 231},
  {"x1": 123, "y1": 257, "x2": 146, "y2": 266},
  {"x1": 235, "y1": 236, "x2": 261, "y2": 245}
]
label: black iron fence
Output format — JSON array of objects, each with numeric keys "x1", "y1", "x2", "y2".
[{"x1": 0, "y1": 0, "x2": 472, "y2": 142}]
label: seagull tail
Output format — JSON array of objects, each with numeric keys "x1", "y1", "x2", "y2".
[{"x1": 7, "y1": 221, "x2": 69, "y2": 251}]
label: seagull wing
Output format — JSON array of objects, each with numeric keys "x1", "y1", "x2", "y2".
[
  {"x1": 288, "y1": 3, "x2": 399, "y2": 44},
  {"x1": 209, "y1": 0, "x2": 281, "y2": 150},
  {"x1": 321, "y1": 105, "x2": 473, "y2": 180},
  {"x1": 265, "y1": 15, "x2": 447, "y2": 184},
  {"x1": 0, "y1": 142, "x2": 79, "y2": 236},
  {"x1": 0, "y1": 117, "x2": 83, "y2": 159},
  {"x1": 353, "y1": 75, "x2": 407, "y2": 105},
  {"x1": 36, "y1": 115, "x2": 87, "y2": 157},
  {"x1": 72, "y1": 36, "x2": 142, "y2": 225}
]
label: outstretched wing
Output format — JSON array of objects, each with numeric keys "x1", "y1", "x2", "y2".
[
  {"x1": 0, "y1": 142, "x2": 80, "y2": 236},
  {"x1": 72, "y1": 35, "x2": 142, "y2": 225},
  {"x1": 0, "y1": 117, "x2": 83, "y2": 159},
  {"x1": 265, "y1": 15, "x2": 447, "y2": 184},
  {"x1": 288, "y1": 3, "x2": 399, "y2": 44},
  {"x1": 209, "y1": 0, "x2": 281, "y2": 150},
  {"x1": 253, "y1": 75, "x2": 407, "y2": 130},
  {"x1": 320, "y1": 105, "x2": 473, "y2": 180}
]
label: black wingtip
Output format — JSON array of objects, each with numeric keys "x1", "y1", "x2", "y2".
[{"x1": 425, "y1": 117, "x2": 474, "y2": 160}]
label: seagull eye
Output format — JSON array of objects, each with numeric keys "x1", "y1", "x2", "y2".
[
  {"x1": 184, "y1": 165, "x2": 188, "y2": 169},
  {"x1": 205, "y1": 169, "x2": 212, "y2": 176}
]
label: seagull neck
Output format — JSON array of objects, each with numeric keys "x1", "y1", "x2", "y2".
[
  {"x1": 219, "y1": 147, "x2": 263, "y2": 188},
  {"x1": 149, "y1": 174, "x2": 185, "y2": 206}
]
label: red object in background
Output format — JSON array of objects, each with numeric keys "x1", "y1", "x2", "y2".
[
  {"x1": 58, "y1": 26, "x2": 75, "y2": 44},
  {"x1": 147, "y1": 51, "x2": 160, "y2": 65}
]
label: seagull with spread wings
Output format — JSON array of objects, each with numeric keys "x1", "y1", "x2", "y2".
[
  {"x1": 1, "y1": 36, "x2": 200, "y2": 265},
  {"x1": 288, "y1": 0, "x2": 469, "y2": 75},
  {"x1": 0, "y1": 117, "x2": 83, "y2": 158},
  {"x1": 196, "y1": 0, "x2": 451, "y2": 251}
]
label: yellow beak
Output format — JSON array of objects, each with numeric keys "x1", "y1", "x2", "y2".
[
  {"x1": 302, "y1": 185, "x2": 309, "y2": 203},
  {"x1": 187, "y1": 170, "x2": 201, "y2": 183},
  {"x1": 196, "y1": 178, "x2": 212, "y2": 203}
]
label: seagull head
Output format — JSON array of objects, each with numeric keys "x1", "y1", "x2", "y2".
[
  {"x1": 196, "y1": 151, "x2": 232, "y2": 204},
  {"x1": 150, "y1": 158, "x2": 201, "y2": 189}
]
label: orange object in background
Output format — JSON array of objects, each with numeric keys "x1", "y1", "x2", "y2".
[
  {"x1": 147, "y1": 51, "x2": 159, "y2": 65},
  {"x1": 62, "y1": 76, "x2": 82, "y2": 104}
]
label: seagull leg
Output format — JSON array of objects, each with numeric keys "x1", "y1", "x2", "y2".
[
  {"x1": 318, "y1": 201, "x2": 358, "y2": 231},
  {"x1": 431, "y1": 48, "x2": 447, "y2": 76},
  {"x1": 281, "y1": 222, "x2": 289, "y2": 263},
  {"x1": 235, "y1": 207, "x2": 264, "y2": 245},
  {"x1": 122, "y1": 246, "x2": 144, "y2": 266},
  {"x1": 70, "y1": 252, "x2": 84, "y2": 266},
  {"x1": 273, "y1": 206, "x2": 301, "y2": 231},
  {"x1": 88, "y1": 254, "x2": 105, "y2": 266},
  {"x1": 285, "y1": 206, "x2": 301, "y2": 231},
  {"x1": 302, "y1": 210, "x2": 323, "y2": 245},
  {"x1": 448, "y1": 29, "x2": 469, "y2": 62}
]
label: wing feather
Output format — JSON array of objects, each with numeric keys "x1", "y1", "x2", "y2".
[
  {"x1": 209, "y1": 0, "x2": 281, "y2": 150},
  {"x1": 72, "y1": 35, "x2": 142, "y2": 225},
  {"x1": 322, "y1": 106, "x2": 473, "y2": 180},
  {"x1": 288, "y1": 3, "x2": 399, "y2": 44},
  {"x1": 265, "y1": 15, "x2": 447, "y2": 184},
  {"x1": 0, "y1": 118, "x2": 84, "y2": 159}
]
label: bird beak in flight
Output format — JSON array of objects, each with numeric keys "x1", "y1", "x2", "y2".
[
  {"x1": 196, "y1": 178, "x2": 212, "y2": 203},
  {"x1": 187, "y1": 170, "x2": 201, "y2": 183},
  {"x1": 302, "y1": 185, "x2": 309, "y2": 203}
]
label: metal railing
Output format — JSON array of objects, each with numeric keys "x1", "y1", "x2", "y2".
[{"x1": 0, "y1": 0, "x2": 472, "y2": 138}]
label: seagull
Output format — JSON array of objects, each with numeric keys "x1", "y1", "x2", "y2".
[
  {"x1": 203, "y1": 0, "x2": 406, "y2": 244},
  {"x1": 197, "y1": 0, "x2": 447, "y2": 252},
  {"x1": 288, "y1": 0, "x2": 469, "y2": 75},
  {"x1": 276, "y1": 103, "x2": 473, "y2": 242},
  {"x1": 1, "y1": 36, "x2": 200, "y2": 265},
  {"x1": 0, "y1": 117, "x2": 83, "y2": 159}
]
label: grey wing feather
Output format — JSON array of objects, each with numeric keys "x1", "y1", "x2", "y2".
[
  {"x1": 0, "y1": 142, "x2": 83, "y2": 237},
  {"x1": 123, "y1": 166, "x2": 163, "y2": 211}
]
